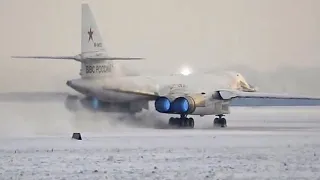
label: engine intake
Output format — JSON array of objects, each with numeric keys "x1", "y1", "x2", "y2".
[
  {"x1": 154, "y1": 96, "x2": 172, "y2": 113},
  {"x1": 155, "y1": 94, "x2": 205, "y2": 114},
  {"x1": 171, "y1": 96, "x2": 196, "y2": 114}
]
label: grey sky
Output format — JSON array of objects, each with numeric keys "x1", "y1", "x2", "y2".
[{"x1": 0, "y1": 0, "x2": 319, "y2": 91}]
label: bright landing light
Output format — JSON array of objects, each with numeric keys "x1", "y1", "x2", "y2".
[{"x1": 180, "y1": 67, "x2": 192, "y2": 76}]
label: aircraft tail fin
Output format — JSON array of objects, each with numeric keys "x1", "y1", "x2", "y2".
[
  {"x1": 231, "y1": 72, "x2": 258, "y2": 92},
  {"x1": 81, "y1": 3, "x2": 106, "y2": 54},
  {"x1": 12, "y1": 3, "x2": 143, "y2": 80},
  {"x1": 80, "y1": 3, "x2": 143, "y2": 61}
]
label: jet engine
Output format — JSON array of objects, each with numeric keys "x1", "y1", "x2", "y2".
[
  {"x1": 64, "y1": 95, "x2": 146, "y2": 113},
  {"x1": 64, "y1": 95, "x2": 105, "y2": 112},
  {"x1": 171, "y1": 96, "x2": 196, "y2": 114},
  {"x1": 155, "y1": 94, "x2": 205, "y2": 114},
  {"x1": 154, "y1": 96, "x2": 175, "y2": 113}
]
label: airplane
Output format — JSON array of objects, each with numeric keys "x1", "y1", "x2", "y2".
[{"x1": 9, "y1": 3, "x2": 320, "y2": 129}]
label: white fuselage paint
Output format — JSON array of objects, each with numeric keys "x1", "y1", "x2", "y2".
[
  {"x1": 190, "y1": 99, "x2": 230, "y2": 116},
  {"x1": 68, "y1": 72, "x2": 236, "y2": 101},
  {"x1": 66, "y1": 72, "x2": 243, "y2": 115}
]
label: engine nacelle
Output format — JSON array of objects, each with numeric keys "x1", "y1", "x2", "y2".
[
  {"x1": 64, "y1": 96, "x2": 105, "y2": 112},
  {"x1": 154, "y1": 96, "x2": 176, "y2": 113},
  {"x1": 64, "y1": 95, "x2": 146, "y2": 113},
  {"x1": 155, "y1": 94, "x2": 205, "y2": 114},
  {"x1": 64, "y1": 95, "x2": 82, "y2": 112},
  {"x1": 171, "y1": 96, "x2": 196, "y2": 114}
]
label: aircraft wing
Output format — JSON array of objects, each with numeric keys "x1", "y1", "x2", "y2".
[
  {"x1": 217, "y1": 89, "x2": 320, "y2": 106},
  {"x1": 102, "y1": 87, "x2": 160, "y2": 100}
]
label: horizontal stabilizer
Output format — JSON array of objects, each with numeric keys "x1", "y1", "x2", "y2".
[
  {"x1": 11, "y1": 56, "x2": 144, "y2": 61},
  {"x1": 11, "y1": 56, "x2": 75, "y2": 60}
]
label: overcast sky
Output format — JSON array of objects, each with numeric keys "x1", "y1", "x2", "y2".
[{"x1": 0, "y1": 0, "x2": 319, "y2": 91}]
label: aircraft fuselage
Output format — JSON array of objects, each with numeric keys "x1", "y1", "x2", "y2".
[{"x1": 65, "y1": 72, "x2": 240, "y2": 115}]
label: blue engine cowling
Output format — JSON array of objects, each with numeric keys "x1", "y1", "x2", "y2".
[
  {"x1": 154, "y1": 96, "x2": 172, "y2": 113},
  {"x1": 155, "y1": 96, "x2": 196, "y2": 114},
  {"x1": 171, "y1": 96, "x2": 196, "y2": 114}
]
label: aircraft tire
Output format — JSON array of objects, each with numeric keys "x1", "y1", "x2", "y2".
[
  {"x1": 221, "y1": 118, "x2": 227, "y2": 128},
  {"x1": 169, "y1": 117, "x2": 174, "y2": 125},
  {"x1": 168, "y1": 117, "x2": 194, "y2": 129},
  {"x1": 169, "y1": 117, "x2": 177, "y2": 126},
  {"x1": 213, "y1": 117, "x2": 227, "y2": 128},
  {"x1": 188, "y1": 118, "x2": 195, "y2": 128},
  {"x1": 213, "y1": 118, "x2": 220, "y2": 127}
]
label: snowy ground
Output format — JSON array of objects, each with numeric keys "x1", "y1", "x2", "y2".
[{"x1": 0, "y1": 102, "x2": 320, "y2": 179}]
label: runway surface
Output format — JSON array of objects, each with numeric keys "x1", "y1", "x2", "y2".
[{"x1": 0, "y1": 102, "x2": 320, "y2": 179}]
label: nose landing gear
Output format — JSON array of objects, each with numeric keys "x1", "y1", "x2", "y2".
[{"x1": 213, "y1": 114, "x2": 227, "y2": 128}]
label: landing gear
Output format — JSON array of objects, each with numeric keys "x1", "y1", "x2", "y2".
[
  {"x1": 168, "y1": 114, "x2": 194, "y2": 128},
  {"x1": 213, "y1": 114, "x2": 227, "y2": 128}
]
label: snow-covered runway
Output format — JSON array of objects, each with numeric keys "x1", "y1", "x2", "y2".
[{"x1": 0, "y1": 103, "x2": 320, "y2": 179}]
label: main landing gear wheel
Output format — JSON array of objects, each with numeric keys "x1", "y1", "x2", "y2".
[
  {"x1": 213, "y1": 115, "x2": 227, "y2": 128},
  {"x1": 168, "y1": 115, "x2": 194, "y2": 129}
]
